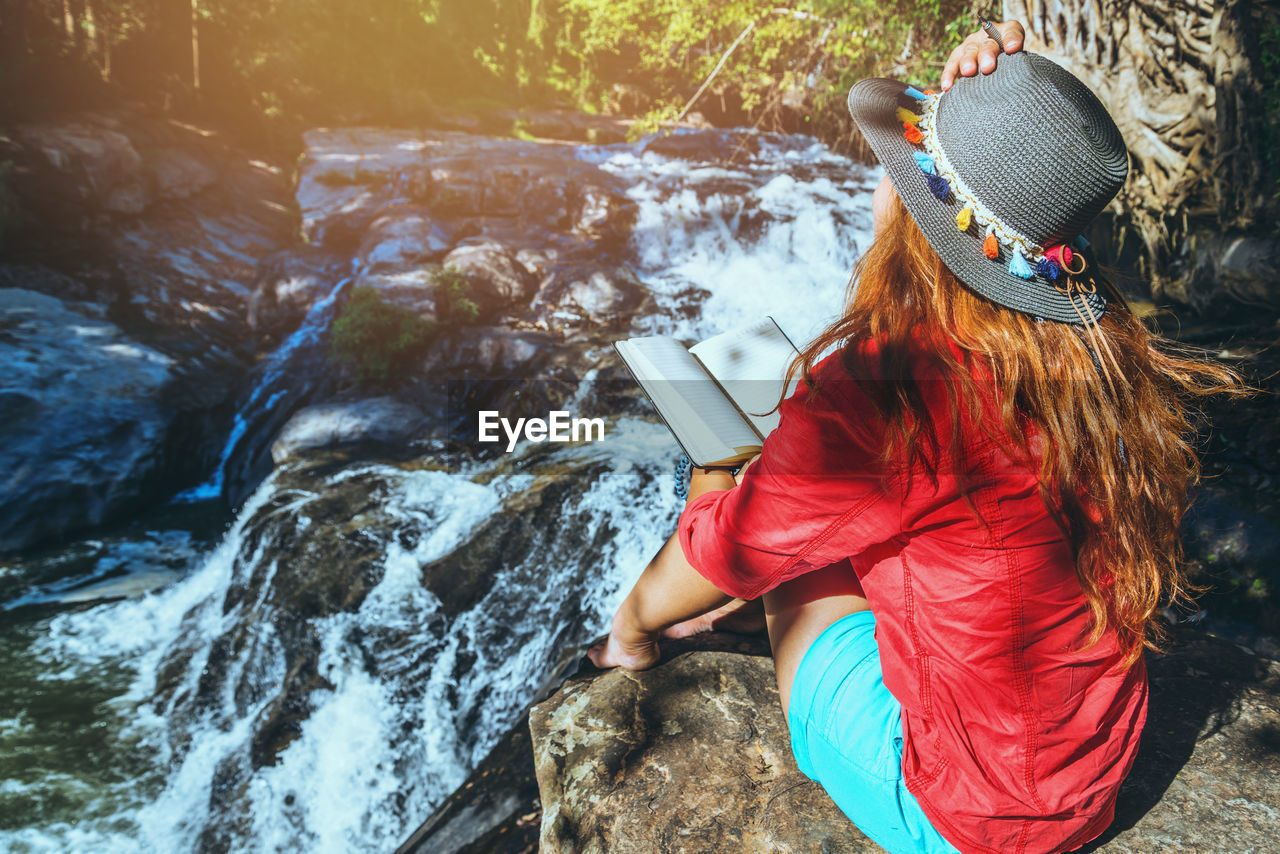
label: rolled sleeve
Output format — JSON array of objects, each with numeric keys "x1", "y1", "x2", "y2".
[{"x1": 677, "y1": 364, "x2": 901, "y2": 599}]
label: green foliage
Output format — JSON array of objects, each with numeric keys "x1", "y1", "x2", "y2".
[
  {"x1": 434, "y1": 266, "x2": 480, "y2": 323},
  {"x1": 511, "y1": 119, "x2": 539, "y2": 141},
  {"x1": 329, "y1": 286, "x2": 437, "y2": 387},
  {"x1": 547, "y1": 0, "x2": 969, "y2": 150},
  {"x1": 329, "y1": 272, "x2": 479, "y2": 384},
  {"x1": 6, "y1": 0, "x2": 967, "y2": 153}
]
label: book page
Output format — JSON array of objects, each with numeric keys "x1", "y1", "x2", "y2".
[
  {"x1": 689, "y1": 317, "x2": 799, "y2": 436},
  {"x1": 615, "y1": 337, "x2": 762, "y2": 466}
]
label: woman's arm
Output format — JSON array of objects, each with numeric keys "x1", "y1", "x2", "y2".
[{"x1": 587, "y1": 464, "x2": 751, "y2": 670}]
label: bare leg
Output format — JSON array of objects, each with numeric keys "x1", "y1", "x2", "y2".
[
  {"x1": 762, "y1": 559, "x2": 870, "y2": 719},
  {"x1": 587, "y1": 530, "x2": 731, "y2": 671}
]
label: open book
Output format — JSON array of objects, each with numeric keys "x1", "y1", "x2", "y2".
[{"x1": 614, "y1": 317, "x2": 800, "y2": 467}]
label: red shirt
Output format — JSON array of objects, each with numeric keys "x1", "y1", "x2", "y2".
[{"x1": 678, "y1": 342, "x2": 1147, "y2": 854}]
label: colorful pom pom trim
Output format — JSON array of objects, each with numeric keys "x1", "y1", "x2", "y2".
[
  {"x1": 899, "y1": 84, "x2": 1088, "y2": 281},
  {"x1": 896, "y1": 107, "x2": 922, "y2": 125}
]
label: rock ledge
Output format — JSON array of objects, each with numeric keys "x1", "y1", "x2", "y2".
[{"x1": 528, "y1": 630, "x2": 1280, "y2": 854}]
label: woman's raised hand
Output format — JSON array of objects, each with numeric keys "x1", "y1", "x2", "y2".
[{"x1": 940, "y1": 20, "x2": 1025, "y2": 91}]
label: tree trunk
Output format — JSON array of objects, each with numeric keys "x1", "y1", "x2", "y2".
[
  {"x1": 1211, "y1": 0, "x2": 1265, "y2": 230},
  {"x1": 1, "y1": 0, "x2": 31, "y2": 59},
  {"x1": 191, "y1": 0, "x2": 200, "y2": 90},
  {"x1": 1004, "y1": 0, "x2": 1278, "y2": 311}
]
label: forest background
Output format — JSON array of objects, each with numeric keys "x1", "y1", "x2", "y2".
[{"x1": 2, "y1": 0, "x2": 1278, "y2": 312}]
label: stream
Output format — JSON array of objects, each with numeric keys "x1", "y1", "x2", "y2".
[{"x1": 0, "y1": 129, "x2": 879, "y2": 851}]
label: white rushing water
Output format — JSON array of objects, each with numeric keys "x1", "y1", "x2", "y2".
[
  {"x1": 585, "y1": 131, "x2": 880, "y2": 344},
  {"x1": 2, "y1": 130, "x2": 877, "y2": 852}
]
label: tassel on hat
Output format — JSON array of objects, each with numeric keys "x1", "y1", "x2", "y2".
[
  {"x1": 1043, "y1": 245, "x2": 1073, "y2": 268},
  {"x1": 983, "y1": 226, "x2": 999, "y2": 259},
  {"x1": 1009, "y1": 247, "x2": 1034, "y2": 279},
  {"x1": 925, "y1": 172, "x2": 950, "y2": 200},
  {"x1": 1035, "y1": 257, "x2": 1062, "y2": 279},
  {"x1": 890, "y1": 83, "x2": 1080, "y2": 290}
]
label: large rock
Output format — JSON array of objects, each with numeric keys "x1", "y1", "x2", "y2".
[
  {"x1": 0, "y1": 289, "x2": 175, "y2": 552},
  {"x1": 536, "y1": 266, "x2": 654, "y2": 329},
  {"x1": 530, "y1": 630, "x2": 1280, "y2": 853},
  {"x1": 641, "y1": 128, "x2": 762, "y2": 162},
  {"x1": 441, "y1": 239, "x2": 540, "y2": 319},
  {"x1": 9, "y1": 116, "x2": 149, "y2": 216},
  {"x1": 358, "y1": 203, "x2": 461, "y2": 272},
  {"x1": 247, "y1": 248, "x2": 344, "y2": 339},
  {"x1": 271, "y1": 397, "x2": 427, "y2": 464},
  {"x1": 531, "y1": 640, "x2": 868, "y2": 853},
  {"x1": 1, "y1": 109, "x2": 297, "y2": 544},
  {"x1": 149, "y1": 446, "x2": 628, "y2": 851}
]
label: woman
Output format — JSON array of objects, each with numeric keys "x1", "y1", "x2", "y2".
[{"x1": 589, "y1": 22, "x2": 1240, "y2": 854}]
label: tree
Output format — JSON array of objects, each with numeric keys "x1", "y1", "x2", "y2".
[{"x1": 1005, "y1": 0, "x2": 1279, "y2": 308}]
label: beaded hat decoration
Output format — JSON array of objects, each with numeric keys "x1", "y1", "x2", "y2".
[{"x1": 846, "y1": 52, "x2": 1129, "y2": 325}]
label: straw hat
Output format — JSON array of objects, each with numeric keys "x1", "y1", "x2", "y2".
[{"x1": 847, "y1": 52, "x2": 1128, "y2": 324}]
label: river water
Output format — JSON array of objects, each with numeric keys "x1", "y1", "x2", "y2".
[{"x1": 0, "y1": 130, "x2": 878, "y2": 851}]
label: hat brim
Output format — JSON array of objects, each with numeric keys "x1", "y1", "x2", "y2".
[{"x1": 847, "y1": 77, "x2": 1106, "y2": 324}]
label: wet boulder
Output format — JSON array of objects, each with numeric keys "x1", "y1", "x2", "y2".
[
  {"x1": 270, "y1": 397, "x2": 428, "y2": 464},
  {"x1": 441, "y1": 239, "x2": 540, "y2": 319},
  {"x1": 358, "y1": 203, "x2": 462, "y2": 273},
  {"x1": 0, "y1": 288, "x2": 175, "y2": 552},
  {"x1": 641, "y1": 128, "x2": 762, "y2": 162},
  {"x1": 248, "y1": 248, "x2": 344, "y2": 339},
  {"x1": 9, "y1": 116, "x2": 149, "y2": 217},
  {"x1": 539, "y1": 266, "x2": 653, "y2": 329},
  {"x1": 353, "y1": 267, "x2": 441, "y2": 319}
]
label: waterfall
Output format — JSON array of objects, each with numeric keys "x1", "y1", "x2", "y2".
[
  {"x1": 1, "y1": 129, "x2": 876, "y2": 852},
  {"x1": 173, "y1": 277, "x2": 352, "y2": 504}
]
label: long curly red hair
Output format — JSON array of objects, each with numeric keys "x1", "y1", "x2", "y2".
[{"x1": 790, "y1": 192, "x2": 1244, "y2": 666}]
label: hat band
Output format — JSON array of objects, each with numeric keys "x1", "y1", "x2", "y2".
[
  {"x1": 901, "y1": 88, "x2": 1083, "y2": 281},
  {"x1": 916, "y1": 94, "x2": 1041, "y2": 258}
]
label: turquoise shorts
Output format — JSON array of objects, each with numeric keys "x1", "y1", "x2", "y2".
[{"x1": 788, "y1": 610, "x2": 961, "y2": 854}]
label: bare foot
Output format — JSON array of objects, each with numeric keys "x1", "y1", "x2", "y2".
[
  {"x1": 661, "y1": 598, "x2": 767, "y2": 639},
  {"x1": 587, "y1": 631, "x2": 661, "y2": 671}
]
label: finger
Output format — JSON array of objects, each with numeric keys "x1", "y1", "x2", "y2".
[
  {"x1": 999, "y1": 20, "x2": 1025, "y2": 52},
  {"x1": 942, "y1": 33, "x2": 984, "y2": 89},
  {"x1": 978, "y1": 38, "x2": 999, "y2": 73},
  {"x1": 941, "y1": 43, "x2": 968, "y2": 90},
  {"x1": 958, "y1": 42, "x2": 981, "y2": 77}
]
